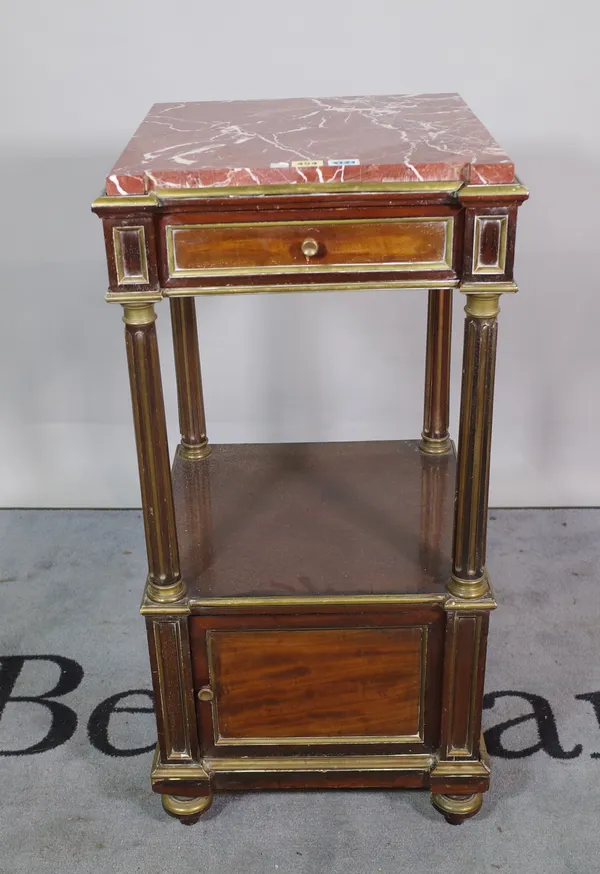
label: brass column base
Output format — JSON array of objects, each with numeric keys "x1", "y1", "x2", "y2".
[
  {"x1": 146, "y1": 577, "x2": 186, "y2": 604},
  {"x1": 177, "y1": 441, "x2": 212, "y2": 461},
  {"x1": 162, "y1": 793, "x2": 213, "y2": 824},
  {"x1": 431, "y1": 792, "x2": 483, "y2": 825},
  {"x1": 419, "y1": 434, "x2": 452, "y2": 455},
  {"x1": 447, "y1": 572, "x2": 490, "y2": 599}
]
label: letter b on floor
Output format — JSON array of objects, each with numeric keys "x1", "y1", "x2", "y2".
[{"x1": 0, "y1": 655, "x2": 83, "y2": 755}]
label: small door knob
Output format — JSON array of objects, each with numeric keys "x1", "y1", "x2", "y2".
[
  {"x1": 301, "y1": 237, "x2": 319, "y2": 258},
  {"x1": 197, "y1": 685, "x2": 214, "y2": 702}
]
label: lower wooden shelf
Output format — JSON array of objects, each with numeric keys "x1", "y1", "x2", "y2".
[{"x1": 172, "y1": 439, "x2": 455, "y2": 608}]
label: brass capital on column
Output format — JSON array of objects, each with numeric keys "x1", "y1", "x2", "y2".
[
  {"x1": 122, "y1": 302, "x2": 157, "y2": 326},
  {"x1": 463, "y1": 293, "x2": 500, "y2": 320}
]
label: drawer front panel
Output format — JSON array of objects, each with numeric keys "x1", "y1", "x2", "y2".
[
  {"x1": 207, "y1": 626, "x2": 426, "y2": 744},
  {"x1": 165, "y1": 217, "x2": 454, "y2": 279}
]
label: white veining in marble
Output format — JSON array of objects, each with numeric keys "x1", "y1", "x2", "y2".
[{"x1": 106, "y1": 94, "x2": 514, "y2": 194}]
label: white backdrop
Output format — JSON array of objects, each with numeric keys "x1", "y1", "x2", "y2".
[{"x1": 1, "y1": 1, "x2": 598, "y2": 507}]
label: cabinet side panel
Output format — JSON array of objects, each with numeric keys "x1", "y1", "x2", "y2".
[
  {"x1": 146, "y1": 617, "x2": 200, "y2": 762},
  {"x1": 440, "y1": 611, "x2": 490, "y2": 758}
]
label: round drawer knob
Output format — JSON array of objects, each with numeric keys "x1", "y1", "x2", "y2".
[
  {"x1": 197, "y1": 686, "x2": 214, "y2": 702},
  {"x1": 301, "y1": 237, "x2": 319, "y2": 258}
]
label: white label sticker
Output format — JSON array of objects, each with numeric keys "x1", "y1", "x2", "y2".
[
  {"x1": 270, "y1": 162, "x2": 289, "y2": 168},
  {"x1": 291, "y1": 160, "x2": 324, "y2": 168},
  {"x1": 328, "y1": 158, "x2": 360, "y2": 167}
]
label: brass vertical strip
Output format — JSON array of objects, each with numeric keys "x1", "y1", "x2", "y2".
[
  {"x1": 449, "y1": 294, "x2": 500, "y2": 599},
  {"x1": 147, "y1": 617, "x2": 201, "y2": 764},
  {"x1": 417, "y1": 626, "x2": 429, "y2": 743},
  {"x1": 447, "y1": 615, "x2": 482, "y2": 757},
  {"x1": 170, "y1": 298, "x2": 211, "y2": 460},
  {"x1": 440, "y1": 611, "x2": 487, "y2": 760},
  {"x1": 123, "y1": 304, "x2": 185, "y2": 603},
  {"x1": 420, "y1": 289, "x2": 452, "y2": 454}
]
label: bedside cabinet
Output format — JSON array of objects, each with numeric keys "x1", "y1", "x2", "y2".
[{"x1": 92, "y1": 93, "x2": 528, "y2": 825}]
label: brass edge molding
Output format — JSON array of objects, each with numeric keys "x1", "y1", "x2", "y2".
[
  {"x1": 93, "y1": 179, "x2": 527, "y2": 210},
  {"x1": 155, "y1": 180, "x2": 464, "y2": 200},
  {"x1": 167, "y1": 216, "x2": 453, "y2": 231},
  {"x1": 459, "y1": 179, "x2": 529, "y2": 200},
  {"x1": 214, "y1": 733, "x2": 422, "y2": 746},
  {"x1": 444, "y1": 593, "x2": 497, "y2": 612},
  {"x1": 93, "y1": 181, "x2": 464, "y2": 212},
  {"x1": 163, "y1": 279, "x2": 460, "y2": 297},
  {"x1": 203, "y1": 754, "x2": 434, "y2": 772},
  {"x1": 151, "y1": 748, "x2": 209, "y2": 782},
  {"x1": 460, "y1": 281, "x2": 518, "y2": 295},
  {"x1": 463, "y1": 293, "x2": 501, "y2": 320},
  {"x1": 92, "y1": 193, "x2": 159, "y2": 210},
  {"x1": 188, "y1": 593, "x2": 446, "y2": 609},
  {"x1": 106, "y1": 290, "x2": 163, "y2": 304},
  {"x1": 141, "y1": 598, "x2": 190, "y2": 616},
  {"x1": 430, "y1": 758, "x2": 490, "y2": 778},
  {"x1": 472, "y1": 215, "x2": 508, "y2": 275},
  {"x1": 166, "y1": 215, "x2": 454, "y2": 279},
  {"x1": 122, "y1": 302, "x2": 157, "y2": 326}
]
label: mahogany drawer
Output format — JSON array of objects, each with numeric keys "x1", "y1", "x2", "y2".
[{"x1": 163, "y1": 216, "x2": 455, "y2": 282}]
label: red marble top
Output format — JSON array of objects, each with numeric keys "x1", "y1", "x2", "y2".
[{"x1": 105, "y1": 93, "x2": 514, "y2": 196}]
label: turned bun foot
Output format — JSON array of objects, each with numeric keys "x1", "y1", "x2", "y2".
[
  {"x1": 431, "y1": 792, "x2": 483, "y2": 825},
  {"x1": 162, "y1": 793, "x2": 213, "y2": 825}
]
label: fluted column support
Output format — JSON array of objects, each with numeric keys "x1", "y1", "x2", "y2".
[
  {"x1": 448, "y1": 292, "x2": 501, "y2": 599},
  {"x1": 420, "y1": 288, "x2": 453, "y2": 455},
  {"x1": 123, "y1": 302, "x2": 184, "y2": 603},
  {"x1": 170, "y1": 297, "x2": 211, "y2": 461}
]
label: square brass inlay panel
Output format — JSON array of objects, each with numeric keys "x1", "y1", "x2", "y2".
[
  {"x1": 472, "y1": 215, "x2": 508, "y2": 275},
  {"x1": 113, "y1": 225, "x2": 149, "y2": 285}
]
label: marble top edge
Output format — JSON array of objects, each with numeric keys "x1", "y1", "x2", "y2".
[{"x1": 105, "y1": 93, "x2": 515, "y2": 195}]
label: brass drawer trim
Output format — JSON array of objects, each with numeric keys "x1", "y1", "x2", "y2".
[
  {"x1": 165, "y1": 216, "x2": 455, "y2": 279},
  {"x1": 204, "y1": 753, "x2": 434, "y2": 772}
]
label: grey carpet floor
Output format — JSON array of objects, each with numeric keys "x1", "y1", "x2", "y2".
[{"x1": 1, "y1": 508, "x2": 599, "y2": 874}]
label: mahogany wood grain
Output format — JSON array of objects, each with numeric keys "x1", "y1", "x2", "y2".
[
  {"x1": 208, "y1": 627, "x2": 423, "y2": 741},
  {"x1": 172, "y1": 441, "x2": 455, "y2": 603},
  {"x1": 211, "y1": 771, "x2": 429, "y2": 792},
  {"x1": 190, "y1": 607, "x2": 444, "y2": 757},
  {"x1": 167, "y1": 218, "x2": 450, "y2": 274},
  {"x1": 157, "y1": 204, "x2": 462, "y2": 290}
]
